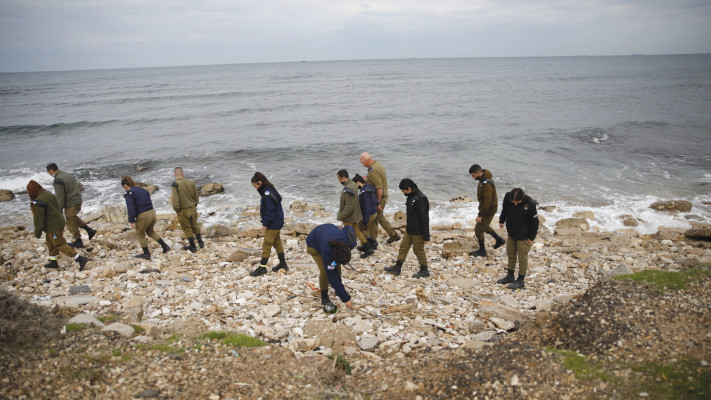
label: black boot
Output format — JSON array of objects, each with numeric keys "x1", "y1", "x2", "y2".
[
  {"x1": 509, "y1": 275, "x2": 525, "y2": 290},
  {"x1": 83, "y1": 225, "x2": 97, "y2": 240},
  {"x1": 44, "y1": 259, "x2": 59, "y2": 269},
  {"x1": 196, "y1": 233, "x2": 205, "y2": 249},
  {"x1": 412, "y1": 265, "x2": 430, "y2": 278},
  {"x1": 469, "y1": 239, "x2": 487, "y2": 257},
  {"x1": 250, "y1": 258, "x2": 269, "y2": 277},
  {"x1": 68, "y1": 238, "x2": 84, "y2": 248},
  {"x1": 320, "y1": 290, "x2": 331, "y2": 305},
  {"x1": 273, "y1": 253, "x2": 289, "y2": 272},
  {"x1": 497, "y1": 270, "x2": 515, "y2": 284},
  {"x1": 492, "y1": 233, "x2": 506, "y2": 249},
  {"x1": 359, "y1": 242, "x2": 374, "y2": 259},
  {"x1": 386, "y1": 232, "x2": 401, "y2": 244},
  {"x1": 158, "y1": 238, "x2": 171, "y2": 253},
  {"x1": 368, "y1": 237, "x2": 378, "y2": 250},
  {"x1": 135, "y1": 247, "x2": 150, "y2": 260},
  {"x1": 384, "y1": 260, "x2": 403, "y2": 276},
  {"x1": 75, "y1": 255, "x2": 88, "y2": 271},
  {"x1": 182, "y1": 238, "x2": 197, "y2": 253}
]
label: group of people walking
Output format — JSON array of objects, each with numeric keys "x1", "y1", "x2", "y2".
[{"x1": 27, "y1": 154, "x2": 538, "y2": 312}]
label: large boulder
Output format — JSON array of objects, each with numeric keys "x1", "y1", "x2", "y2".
[
  {"x1": 573, "y1": 211, "x2": 594, "y2": 221},
  {"x1": 203, "y1": 224, "x2": 234, "y2": 238},
  {"x1": 556, "y1": 218, "x2": 589, "y2": 231},
  {"x1": 684, "y1": 227, "x2": 711, "y2": 241},
  {"x1": 198, "y1": 182, "x2": 224, "y2": 197},
  {"x1": 101, "y1": 205, "x2": 128, "y2": 224},
  {"x1": 442, "y1": 238, "x2": 476, "y2": 258},
  {"x1": 0, "y1": 189, "x2": 15, "y2": 202},
  {"x1": 289, "y1": 200, "x2": 324, "y2": 213},
  {"x1": 649, "y1": 200, "x2": 692, "y2": 213}
]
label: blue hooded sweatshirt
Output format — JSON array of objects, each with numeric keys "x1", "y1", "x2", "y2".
[
  {"x1": 306, "y1": 224, "x2": 357, "y2": 302},
  {"x1": 258, "y1": 186, "x2": 284, "y2": 230},
  {"x1": 124, "y1": 186, "x2": 154, "y2": 224},
  {"x1": 359, "y1": 183, "x2": 378, "y2": 225}
]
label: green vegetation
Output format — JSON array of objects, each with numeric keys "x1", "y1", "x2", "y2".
[
  {"x1": 167, "y1": 334, "x2": 183, "y2": 344},
  {"x1": 614, "y1": 268, "x2": 711, "y2": 292},
  {"x1": 626, "y1": 359, "x2": 711, "y2": 400},
  {"x1": 328, "y1": 354, "x2": 353, "y2": 375},
  {"x1": 65, "y1": 323, "x2": 85, "y2": 332},
  {"x1": 198, "y1": 331, "x2": 265, "y2": 348},
  {"x1": 132, "y1": 325, "x2": 144, "y2": 334},
  {"x1": 97, "y1": 315, "x2": 119, "y2": 324},
  {"x1": 548, "y1": 348, "x2": 616, "y2": 382}
]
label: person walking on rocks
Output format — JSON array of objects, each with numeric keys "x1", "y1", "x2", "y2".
[
  {"x1": 385, "y1": 179, "x2": 431, "y2": 278},
  {"x1": 497, "y1": 188, "x2": 539, "y2": 289},
  {"x1": 28, "y1": 180, "x2": 88, "y2": 271},
  {"x1": 353, "y1": 174, "x2": 377, "y2": 258},
  {"x1": 469, "y1": 164, "x2": 506, "y2": 257},
  {"x1": 121, "y1": 176, "x2": 171, "y2": 260},
  {"x1": 249, "y1": 172, "x2": 288, "y2": 277},
  {"x1": 306, "y1": 224, "x2": 357, "y2": 312},
  {"x1": 336, "y1": 169, "x2": 369, "y2": 257},
  {"x1": 171, "y1": 167, "x2": 203, "y2": 253},
  {"x1": 45, "y1": 163, "x2": 97, "y2": 248},
  {"x1": 359, "y1": 152, "x2": 401, "y2": 245}
]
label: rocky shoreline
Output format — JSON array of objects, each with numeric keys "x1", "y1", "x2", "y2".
[{"x1": 1, "y1": 199, "x2": 710, "y2": 398}]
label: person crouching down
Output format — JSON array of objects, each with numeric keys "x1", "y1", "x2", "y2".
[
  {"x1": 28, "y1": 180, "x2": 88, "y2": 271},
  {"x1": 305, "y1": 224, "x2": 357, "y2": 311},
  {"x1": 250, "y1": 172, "x2": 288, "y2": 277},
  {"x1": 497, "y1": 188, "x2": 539, "y2": 290},
  {"x1": 384, "y1": 179, "x2": 431, "y2": 278},
  {"x1": 122, "y1": 177, "x2": 171, "y2": 260}
]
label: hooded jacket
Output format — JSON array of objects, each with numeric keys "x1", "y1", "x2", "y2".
[
  {"x1": 359, "y1": 183, "x2": 378, "y2": 225},
  {"x1": 52, "y1": 170, "x2": 82, "y2": 210},
  {"x1": 32, "y1": 190, "x2": 65, "y2": 238},
  {"x1": 306, "y1": 224, "x2": 357, "y2": 303},
  {"x1": 476, "y1": 169, "x2": 498, "y2": 217},
  {"x1": 258, "y1": 185, "x2": 284, "y2": 230},
  {"x1": 499, "y1": 192, "x2": 539, "y2": 241},
  {"x1": 124, "y1": 186, "x2": 154, "y2": 224},
  {"x1": 337, "y1": 180, "x2": 362, "y2": 224},
  {"x1": 405, "y1": 188, "x2": 430, "y2": 241}
]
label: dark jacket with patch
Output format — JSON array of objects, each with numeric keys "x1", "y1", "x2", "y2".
[
  {"x1": 359, "y1": 183, "x2": 378, "y2": 225},
  {"x1": 258, "y1": 186, "x2": 284, "y2": 230},
  {"x1": 306, "y1": 224, "x2": 357, "y2": 303},
  {"x1": 32, "y1": 190, "x2": 65, "y2": 238},
  {"x1": 499, "y1": 192, "x2": 539, "y2": 241},
  {"x1": 124, "y1": 186, "x2": 154, "y2": 224},
  {"x1": 405, "y1": 189, "x2": 430, "y2": 242},
  {"x1": 476, "y1": 169, "x2": 498, "y2": 217}
]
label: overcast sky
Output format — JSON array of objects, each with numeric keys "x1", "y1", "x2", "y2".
[{"x1": 1, "y1": 0, "x2": 710, "y2": 72}]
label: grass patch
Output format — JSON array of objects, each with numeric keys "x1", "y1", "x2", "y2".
[
  {"x1": 626, "y1": 359, "x2": 711, "y2": 400},
  {"x1": 65, "y1": 323, "x2": 85, "y2": 332},
  {"x1": 97, "y1": 314, "x2": 119, "y2": 324},
  {"x1": 614, "y1": 269, "x2": 711, "y2": 292},
  {"x1": 132, "y1": 325, "x2": 144, "y2": 334},
  {"x1": 328, "y1": 354, "x2": 353, "y2": 375},
  {"x1": 198, "y1": 331, "x2": 265, "y2": 348},
  {"x1": 167, "y1": 334, "x2": 183, "y2": 344},
  {"x1": 548, "y1": 348, "x2": 616, "y2": 382}
]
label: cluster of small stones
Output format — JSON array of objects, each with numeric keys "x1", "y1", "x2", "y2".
[{"x1": 1, "y1": 198, "x2": 710, "y2": 374}]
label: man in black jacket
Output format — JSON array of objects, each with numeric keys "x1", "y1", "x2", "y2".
[
  {"x1": 497, "y1": 188, "x2": 539, "y2": 289},
  {"x1": 385, "y1": 179, "x2": 430, "y2": 278}
]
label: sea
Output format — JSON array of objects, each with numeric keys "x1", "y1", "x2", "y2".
[{"x1": 1, "y1": 55, "x2": 710, "y2": 234}]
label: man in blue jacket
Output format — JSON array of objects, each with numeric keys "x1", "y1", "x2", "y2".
[
  {"x1": 352, "y1": 174, "x2": 377, "y2": 258},
  {"x1": 306, "y1": 224, "x2": 357, "y2": 311}
]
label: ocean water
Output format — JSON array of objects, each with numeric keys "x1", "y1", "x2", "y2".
[{"x1": 1, "y1": 55, "x2": 710, "y2": 233}]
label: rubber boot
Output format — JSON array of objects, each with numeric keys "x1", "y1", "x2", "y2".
[
  {"x1": 320, "y1": 290, "x2": 331, "y2": 305},
  {"x1": 384, "y1": 260, "x2": 403, "y2": 276},
  {"x1": 359, "y1": 241, "x2": 374, "y2": 259},
  {"x1": 492, "y1": 232, "x2": 506, "y2": 249},
  {"x1": 182, "y1": 238, "x2": 197, "y2": 253},
  {"x1": 509, "y1": 275, "x2": 525, "y2": 290},
  {"x1": 386, "y1": 232, "x2": 401, "y2": 244},
  {"x1": 250, "y1": 258, "x2": 268, "y2": 277},
  {"x1": 273, "y1": 253, "x2": 289, "y2": 272},
  {"x1": 44, "y1": 259, "x2": 59, "y2": 269},
  {"x1": 412, "y1": 265, "x2": 430, "y2": 279},
  {"x1": 158, "y1": 238, "x2": 171, "y2": 253},
  {"x1": 497, "y1": 270, "x2": 515, "y2": 284},
  {"x1": 83, "y1": 225, "x2": 97, "y2": 240},
  {"x1": 75, "y1": 255, "x2": 88, "y2": 271},
  {"x1": 368, "y1": 237, "x2": 378, "y2": 250},
  {"x1": 196, "y1": 233, "x2": 205, "y2": 249},
  {"x1": 135, "y1": 247, "x2": 150, "y2": 260},
  {"x1": 469, "y1": 239, "x2": 487, "y2": 257},
  {"x1": 68, "y1": 238, "x2": 84, "y2": 248}
]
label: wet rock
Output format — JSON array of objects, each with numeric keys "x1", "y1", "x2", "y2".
[
  {"x1": 573, "y1": 211, "x2": 594, "y2": 221},
  {"x1": 684, "y1": 227, "x2": 711, "y2": 241},
  {"x1": 555, "y1": 218, "x2": 589, "y2": 231},
  {"x1": 289, "y1": 200, "x2": 324, "y2": 212},
  {"x1": 622, "y1": 218, "x2": 639, "y2": 227},
  {"x1": 649, "y1": 200, "x2": 692, "y2": 213},
  {"x1": 450, "y1": 196, "x2": 472, "y2": 203},
  {"x1": 540, "y1": 205, "x2": 556, "y2": 212},
  {"x1": 0, "y1": 189, "x2": 15, "y2": 202},
  {"x1": 198, "y1": 182, "x2": 224, "y2": 197}
]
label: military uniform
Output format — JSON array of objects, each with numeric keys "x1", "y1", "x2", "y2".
[
  {"x1": 337, "y1": 180, "x2": 366, "y2": 244},
  {"x1": 171, "y1": 177, "x2": 200, "y2": 239},
  {"x1": 474, "y1": 169, "x2": 498, "y2": 240},
  {"x1": 390, "y1": 188, "x2": 430, "y2": 278},
  {"x1": 305, "y1": 224, "x2": 357, "y2": 304},
  {"x1": 365, "y1": 161, "x2": 398, "y2": 241},
  {"x1": 499, "y1": 192, "x2": 539, "y2": 277},
  {"x1": 32, "y1": 189, "x2": 87, "y2": 270},
  {"x1": 124, "y1": 186, "x2": 164, "y2": 249},
  {"x1": 52, "y1": 170, "x2": 86, "y2": 240}
]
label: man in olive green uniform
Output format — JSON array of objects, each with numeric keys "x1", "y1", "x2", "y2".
[
  {"x1": 46, "y1": 163, "x2": 97, "y2": 248},
  {"x1": 336, "y1": 170, "x2": 367, "y2": 247},
  {"x1": 469, "y1": 164, "x2": 506, "y2": 257},
  {"x1": 171, "y1": 167, "x2": 203, "y2": 252},
  {"x1": 359, "y1": 152, "x2": 400, "y2": 245}
]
